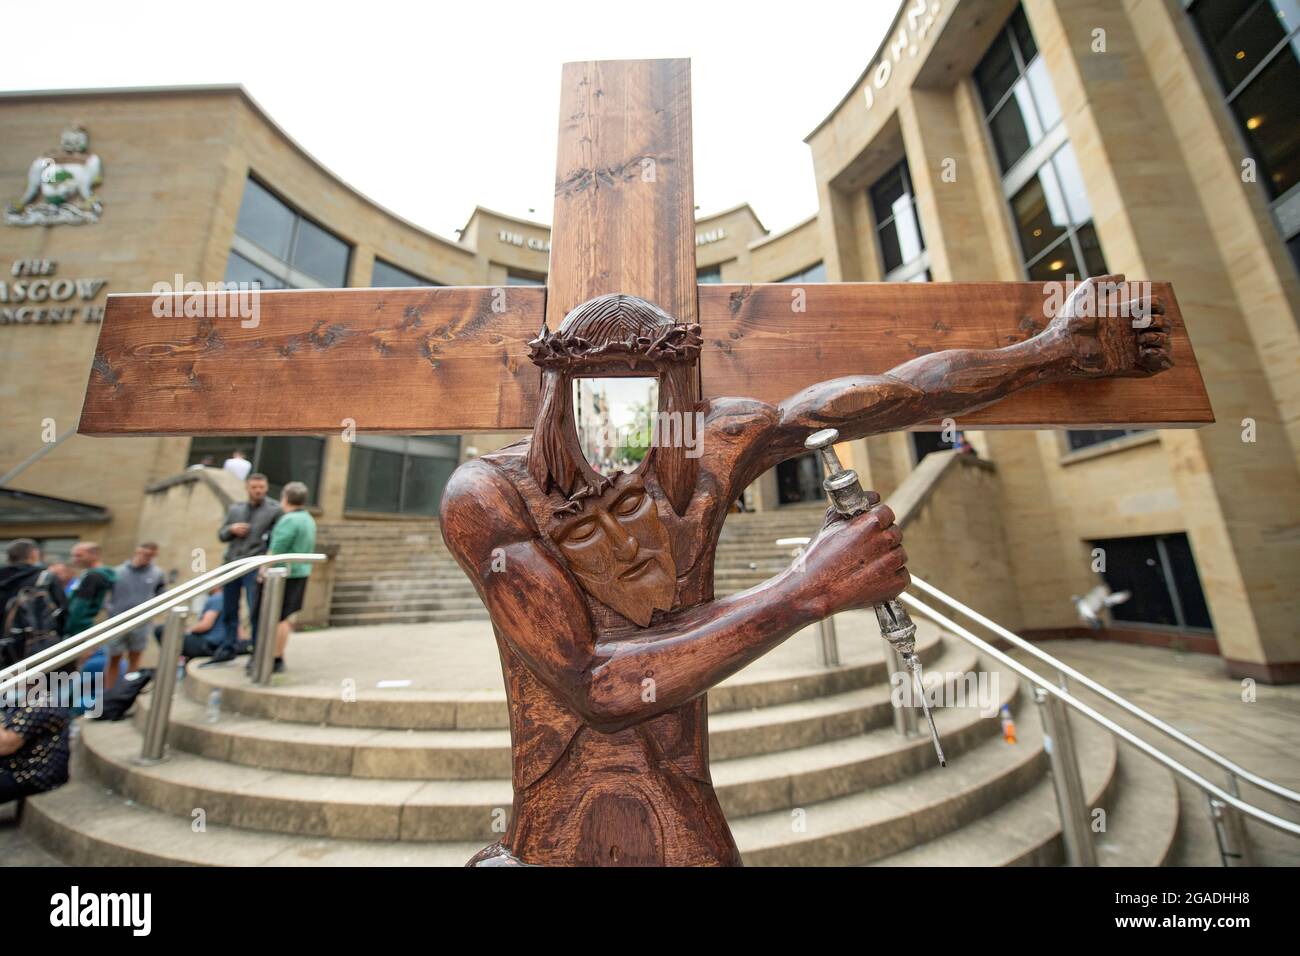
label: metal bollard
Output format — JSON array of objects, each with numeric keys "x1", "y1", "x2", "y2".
[
  {"x1": 884, "y1": 640, "x2": 919, "y2": 737},
  {"x1": 138, "y1": 606, "x2": 188, "y2": 764},
  {"x1": 816, "y1": 616, "x2": 840, "y2": 668},
  {"x1": 1033, "y1": 686, "x2": 1098, "y2": 866},
  {"x1": 250, "y1": 567, "x2": 287, "y2": 686},
  {"x1": 1208, "y1": 771, "x2": 1254, "y2": 866}
]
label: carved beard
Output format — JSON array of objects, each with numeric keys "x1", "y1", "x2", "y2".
[{"x1": 550, "y1": 472, "x2": 676, "y2": 627}]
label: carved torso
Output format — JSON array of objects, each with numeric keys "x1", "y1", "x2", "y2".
[{"x1": 474, "y1": 438, "x2": 742, "y2": 866}]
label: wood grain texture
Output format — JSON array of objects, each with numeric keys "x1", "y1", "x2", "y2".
[
  {"x1": 546, "y1": 59, "x2": 696, "y2": 327},
  {"x1": 78, "y1": 286, "x2": 546, "y2": 436},
  {"x1": 699, "y1": 281, "x2": 1213, "y2": 428}
]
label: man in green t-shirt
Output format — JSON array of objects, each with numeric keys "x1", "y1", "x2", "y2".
[{"x1": 257, "y1": 481, "x2": 316, "y2": 674}]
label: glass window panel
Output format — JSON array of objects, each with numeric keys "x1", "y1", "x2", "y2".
[
  {"x1": 234, "y1": 179, "x2": 294, "y2": 260},
  {"x1": 187, "y1": 436, "x2": 253, "y2": 468},
  {"x1": 1229, "y1": 49, "x2": 1300, "y2": 198},
  {"x1": 1027, "y1": 241, "x2": 1079, "y2": 282},
  {"x1": 907, "y1": 269, "x2": 932, "y2": 282},
  {"x1": 870, "y1": 165, "x2": 907, "y2": 223},
  {"x1": 1024, "y1": 56, "x2": 1062, "y2": 133},
  {"x1": 255, "y1": 437, "x2": 323, "y2": 504},
  {"x1": 893, "y1": 200, "x2": 924, "y2": 266},
  {"x1": 1012, "y1": 171, "x2": 1071, "y2": 262},
  {"x1": 988, "y1": 96, "x2": 1035, "y2": 173},
  {"x1": 1075, "y1": 222, "x2": 1109, "y2": 277},
  {"x1": 878, "y1": 219, "x2": 905, "y2": 273},
  {"x1": 1191, "y1": 0, "x2": 1291, "y2": 92},
  {"x1": 1011, "y1": 6, "x2": 1038, "y2": 63},
  {"x1": 224, "y1": 251, "x2": 287, "y2": 290},
  {"x1": 372, "y1": 259, "x2": 436, "y2": 287},
  {"x1": 1093, "y1": 536, "x2": 1181, "y2": 627},
  {"x1": 1161, "y1": 533, "x2": 1214, "y2": 629},
  {"x1": 1050, "y1": 143, "x2": 1092, "y2": 224},
  {"x1": 696, "y1": 265, "x2": 722, "y2": 283},
  {"x1": 345, "y1": 445, "x2": 403, "y2": 513},
  {"x1": 402, "y1": 455, "x2": 457, "y2": 515},
  {"x1": 975, "y1": 29, "x2": 1020, "y2": 114},
  {"x1": 292, "y1": 218, "x2": 350, "y2": 286},
  {"x1": 506, "y1": 270, "x2": 545, "y2": 286},
  {"x1": 800, "y1": 261, "x2": 827, "y2": 283}
]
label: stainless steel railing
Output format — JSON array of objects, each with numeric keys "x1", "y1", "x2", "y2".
[
  {"x1": 897, "y1": 577, "x2": 1300, "y2": 865},
  {"x1": 0, "y1": 553, "x2": 325, "y2": 693},
  {"x1": 2, "y1": 554, "x2": 325, "y2": 764},
  {"x1": 909, "y1": 575, "x2": 1300, "y2": 809}
]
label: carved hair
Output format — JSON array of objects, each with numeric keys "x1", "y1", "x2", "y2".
[{"x1": 526, "y1": 294, "x2": 700, "y2": 515}]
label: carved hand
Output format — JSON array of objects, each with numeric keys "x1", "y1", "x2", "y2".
[
  {"x1": 1047, "y1": 273, "x2": 1172, "y2": 379},
  {"x1": 798, "y1": 503, "x2": 909, "y2": 616}
]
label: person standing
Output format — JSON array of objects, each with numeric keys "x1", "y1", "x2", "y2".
[
  {"x1": 204, "y1": 473, "x2": 280, "y2": 666},
  {"x1": 258, "y1": 481, "x2": 316, "y2": 675},
  {"x1": 64, "y1": 542, "x2": 116, "y2": 638},
  {"x1": 0, "y1": 540, "x2": 68, "y2": 668},
  {"x1": 222, "y1": 449, "x2": 252, "y2": 482},
  {"x1": 104, "y1": 542, "x2": 165, "y2": 689}
]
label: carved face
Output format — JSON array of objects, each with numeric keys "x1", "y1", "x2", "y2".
[{"x1": 550, "y1": 473, "x2": 676, "y2": 626}]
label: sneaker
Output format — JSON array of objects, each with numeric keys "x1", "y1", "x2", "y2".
[
  {"x1": 273, "y1": 658, "x2": 285, "y2": 675},
  {"x1": 199, "y1": 646, "x2": 237, "y2": 668},
  {"x1": 235, "y1": 640, "x2": 254, "y2": 656}
]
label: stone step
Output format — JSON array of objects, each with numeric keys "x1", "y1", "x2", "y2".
[
  {"x1": 328, "y1": 609, "x2": 492, "y2": 626},
  {"x1": 21, "y1": 765, "x2": 484, "y2": 866},
  {"x1": 146, "y1": 640, "x2": 998, "y2": 785},
  {"x1": 729, "y1": 707, "x2": 1060, "y2": 865},
  {"x1": 328, "y1": 598, "x2": 486, "y2": 614},
  {"x1": 76, "y1": 663, "x2": 1020, "y2": 845},
  {"x1": 180, "y1": 619, "x2": 948, "y2": 730}
]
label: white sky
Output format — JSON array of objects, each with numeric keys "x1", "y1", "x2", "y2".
[{"x1": 1, "y1": 0, "x2": 895, "y2": 239}]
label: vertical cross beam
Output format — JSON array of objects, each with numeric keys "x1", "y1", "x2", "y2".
[{"x1": 547, "y1": 59, "x2": 697, "y2": 327}]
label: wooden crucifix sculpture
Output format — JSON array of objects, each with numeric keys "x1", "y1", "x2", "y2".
[{"x1": 80, "y1": 59, "x2": 1211, "y2": 866}]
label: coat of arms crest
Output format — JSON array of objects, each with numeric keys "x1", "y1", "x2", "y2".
[{"x1": 5, "y1": 125, "x2": 104, "y2": 227}]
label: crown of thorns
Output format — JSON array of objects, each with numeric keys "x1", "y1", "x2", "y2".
[{"x1": 527, "y1": 293, "x2": 703, "y2": 371}]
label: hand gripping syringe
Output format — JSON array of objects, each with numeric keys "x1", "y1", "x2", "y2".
[{"x1": 805, "y1": 428, "x2": 946, "y2": 767}]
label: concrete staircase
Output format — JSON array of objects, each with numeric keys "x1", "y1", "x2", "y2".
[
  {"x1": 20, "y1": 613, "x2": 1181, "y2": 866},
  {"x1": 320, "y1": 505, "x2": 833, "y2": 626},
  {"x1": 320, "y1": 520, "x2": 487, "y2": 627}
]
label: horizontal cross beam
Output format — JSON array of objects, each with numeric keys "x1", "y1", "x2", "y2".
[{"x1": 78, "y1": 280, "x2": 1210, "y2": 436}]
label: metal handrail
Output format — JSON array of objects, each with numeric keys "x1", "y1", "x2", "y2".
[
  {"x1": 0, "y1": 553, "x2": 326, "y2": 695},
  {"x1": 899, "y1": 591, "x2": 1300, "y2": 840},
  {"x1": 909, "y1": 574, "x2": 1300, "y2": 808},
  {"x1": 0, "y1": 552, "x2": 266, "y2": 682}
]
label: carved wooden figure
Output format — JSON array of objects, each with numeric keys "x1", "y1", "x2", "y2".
[{"x1": 79, "y1": 59, "x2": 1209, "y2": 866}]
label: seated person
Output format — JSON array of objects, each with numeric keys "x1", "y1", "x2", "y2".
[
  {"x1": 0, "y1": 692, "x2": 72, "y2": 804},
  {"x1": 181, "y1": 587, "x2": 227, "y2": 659}
]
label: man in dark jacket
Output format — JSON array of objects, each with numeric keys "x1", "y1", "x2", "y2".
[
  {"x1": 203, "y1": 472, "x2": 280, "y2": 666},
  {"x1": 0, "y1": 540, "x2": 68, "y2": 666}
]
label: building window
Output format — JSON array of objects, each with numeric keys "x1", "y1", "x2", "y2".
[
  {"x1": 870, "y1": 159, "x2": 929, "y2": 281},
  {"x1": 1188, "y1": 0, "x2": 1300, "y2": 272},
  {"x1": 697, "y1": 264, "x2": 722, "y2": 283},
  {"x1": 372, "y1": 258, "x2": 440, "y2": 288},
  {"x1": 506, "y1": 269, "x2": 545, "y2": 286},
  {"x1": 977, "y1": 6, "x2": 1135, "y2": 450},
  {"x1": 344, "y1": 436, "x2": 460, "y2": 515},
  {"x1": 1090, "y1": 533, "x2": 1213, "y2": 630},
  {"x1": 777, "y1": 261, "x2": 827, "y2": 283},
  {"x1": 186, "y1": 437, "x2": 324, "y2": 506},
  {"x1": 976, "y1": 7, "x2": 1108, "y2": 284},
  {"x1": 1065, "y1": 428, "x2": 1148, "y2": 452},
  {"x1": 225, "y1": 177, "x2": 351, "y2": 289}
]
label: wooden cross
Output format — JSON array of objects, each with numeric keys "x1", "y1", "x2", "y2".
[{"x1": 79, "y1": 60, "x2": 1211, "y2": 867}]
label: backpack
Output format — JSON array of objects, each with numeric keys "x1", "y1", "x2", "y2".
[
  {"x1": 93, "y1": 667, "x2": 154, "y2": 721},
  {"x1": 0, "y1": 570, "x2": 63, "y2": 670}
]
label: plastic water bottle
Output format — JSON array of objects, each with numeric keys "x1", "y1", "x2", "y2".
[
  {"x1": 206, "y1": 689, "x2": 222, "y2": 724},
  {"x1": 999, "y1": 704, "x2": 1017, "y2": 744}
]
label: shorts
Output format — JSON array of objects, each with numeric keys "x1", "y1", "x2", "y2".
[
  {"x1": 279, "y1": 576, "x2": 308, "y2": 622},
  {"x1": 105, "y1": 625, "x2": 149, "y2": 656}
]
